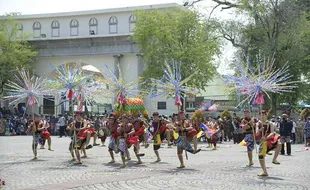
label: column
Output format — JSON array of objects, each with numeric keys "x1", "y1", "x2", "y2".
[
  {"x1": 113, "y1": 54, "x2": 123, "y2": 79},
  {"x1": 112, "y1": 54, "x2": 123, "y2": 105},
  {"x1": 136, "y1": 53, "x2": 144, "y2": 77}
]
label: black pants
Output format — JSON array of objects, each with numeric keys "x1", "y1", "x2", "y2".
[
  {"x1": 291, "y1": 133, "x2": 296, "y2": 144},
  {"x1": 281, "y1": 143, "x2": 291, "y2": 155},
  {"x1": 59, "y1": 126, "x2": 67, "y2": 137}
]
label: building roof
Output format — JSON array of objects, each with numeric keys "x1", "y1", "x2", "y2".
[{"x1": 8, "y1": 3, "x2": 182, "y2": 20}]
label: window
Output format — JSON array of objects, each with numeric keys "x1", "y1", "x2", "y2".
[
  {"x1": 157, "y1": 102, "x2": 167, "y2": 110},
  {"x1": 188, "y1": 102, "x2": 194, "y2": 108},
  {"x1": 129, "y1": 14, "x2": 137, "y2": 32},
  {"x1": 70, "y1": 19, "x2": 79, "y2": 36},
  {"x1": 109, "y1": 16, "x2": 118, "y2": 34},
  {"x1": 33, "y1": 21, "x2": 41, "y2": 38},
  {"x1": 51, "y1": 20, "x2": 60, "y2": 37},
  {"x1": 17, "y1": 24, "x2": 23, "y2": 38},
  {"x1": 89, "y1": 17, "x2": 98, "y2": 35}
]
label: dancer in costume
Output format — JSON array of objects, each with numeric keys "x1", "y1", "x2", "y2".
[
  {"x1": 124, "y1": 116, "x2": 145, "y2": 164},
  {"x1": 130, "y1": 117, "x2": 146, "y2": 164},
  {"x1": 37, "y1": 116, "x2": 54, "y2": 151},
  {"x1": 149, "y1": 112, "x2": 164, "y2": 162},
  {"x1": 206, "y1": 117, "x2": 216, "y2": 147},
  {"x1": 27, "y1": 114, "x2": 53, "y2": 159},
  {"x1": 67, "y1": 112, "x2": 88, "y2": 164},
  {"x1": 209, "y1": 123, "x2": 220, "y2": 150},
  {"x1": 117, "y1": 115, "x2": 135, "y2": 168},
  {"x1": 175, "y1": 111, "x2": 201, "y2": 168},
  {"x1": 133, "y1": 117, "x2": 149, "y2": 149},
  {"x1": 98, "y1": 117, "x2": 108, "y2": 146},
  {"x1": 84, "y1": 118, "x2": 100, "y2": 150},
  {"x1": 107, "y1": 115, "x2": 120, "y2": 164},
  {"x1": 241, "y1": 116, "x2": 255, "y2": 166},
  {"x1": 256, "y1": 112, "x2": 281, "y2": 177}
]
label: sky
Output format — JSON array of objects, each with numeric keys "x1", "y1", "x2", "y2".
[{"x1": 0, "y1": 0, "x2": 236, "y2": 74}]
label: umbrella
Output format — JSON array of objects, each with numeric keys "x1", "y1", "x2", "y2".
[
  {"x1": 82, "y1": 65, "x2": 101, "y2": 73},
  {"x1": 208, "y1": 104, "x2": 218, "y2": 112}
]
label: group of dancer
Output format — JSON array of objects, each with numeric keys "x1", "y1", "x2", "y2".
[
  {"x1": 242, "y1": 110, "x2": 293, "y2": 177},
  {"x1": 27, "y1": 109, "x2": 290, "y2": 176},
  {"x1": 27, "y1": 111, "x2": 202, "y2": 168}
]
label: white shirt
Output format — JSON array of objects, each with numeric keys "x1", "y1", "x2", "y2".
[
  {"x1": 292, "y1": 121, "x2": 296, "y2": 133},
  {"x1": 58, "y1": 116, "x2": 66, "y2": 126}
]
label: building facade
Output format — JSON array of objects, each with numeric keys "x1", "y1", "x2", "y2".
[
  {"x1": 185, "y1": 76, "x2": 236, "y2": 113},
  {"x1": 10, "y1": 3, "x2": 182, "y2": 116}
]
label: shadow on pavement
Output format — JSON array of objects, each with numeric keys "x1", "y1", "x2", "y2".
[
  {"x1": 149, "y1": 161, "x2": 169, "y2": 164},
  {"x1": 29, "y1": 159, "x2": 48, "y2": 162},
  {"x1": 258, "y1": 176, "x2": 284, "y2": 181},
  {"x1": 159, "y1": 167, "x2": 199, "y2": 174}
]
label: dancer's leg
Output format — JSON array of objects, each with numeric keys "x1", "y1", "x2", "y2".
[
  {"x1": 47, "y1": 137, "x2": 54, "y2": 151},
  {"x1": 177, "y1": 148, "x2": 185, "y2": 168}
]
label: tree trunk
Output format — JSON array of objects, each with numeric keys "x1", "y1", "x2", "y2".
[
  {"x1": 84, "y1": 101, "x2": 89, "y2": 117},
  {"x1": 271, "y1": 93, "x2": 277, "y2": 115}
]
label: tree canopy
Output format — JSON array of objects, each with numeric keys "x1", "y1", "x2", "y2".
[
  {"x1": 133, "y1": 8, "x2": 221, "y2": 91},
  {"x1": 0, "y1": 13, "x2": 37, "y2": 95},
  {"x1": 184, "y1": 0, "x2": 310, "y2": 111}
]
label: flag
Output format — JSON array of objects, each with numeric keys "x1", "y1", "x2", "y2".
[{"x1": 28, "y1": 97, "x2": 36, "y2": 106}]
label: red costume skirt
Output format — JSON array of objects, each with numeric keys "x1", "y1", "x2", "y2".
[
  {"x1": 267, "y1": 134, "x2": 280, "y2": 150},
  {"x1": 111, "y1": 131, "x2": 119, "y2": 139},
  {"x1": 126, "y1": 136, "x2": 139, "y2": 146},
  {"x1": 135, "y1": 127, "x2": 145, "y2": 137},
  {"x1": 187, "y1": 129, "x2": 198, "y2": 138},
  {"x1": 79, "y1": 128, "x2": 96, "y2": 139},
  {"x1": 40, "y1": 130, "x2": 50, "y2": 140},
  {"x1": 159, "y1": 126, "x2": 169, "y2": 134}
]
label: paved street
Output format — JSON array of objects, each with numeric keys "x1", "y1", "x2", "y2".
[{"x1": 0, "y1": 136, "x2": 309, "y2": 190}]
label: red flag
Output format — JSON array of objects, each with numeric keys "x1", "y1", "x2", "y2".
[
  {"x1": 77, "y1": 93, "x2": 83, "y2": 111},
  {"x1": 175, "y1": 95, "x2": 182, "y2": 106},
  {"x1": 28, "y1": 97, "x2": 36, "y2": 106},
  {"x1": 67, "y1": 89, "x2": 74, "y2": 100},
  {"x1": 117, "y1": 92, "x2": 124, "y2": 105},
  {"x1": 254, "y1": 92, "x2": 265, "y2": 105}
]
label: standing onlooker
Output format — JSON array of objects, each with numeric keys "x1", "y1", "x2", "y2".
[
  {"x1": 296, "y1": 118, "x2": 305, "y2": 144},
  {"x1": 280, "y1": 114, "x2": 293, "y2": 155},
  {"x1": 275, "y1": 116, "x2": 281, "y2": 133},
  {"x1": 291, "y1": 118, "x2": 296, "y2": 144},
  {"x1": 50, "y1": 115, "x2": 58, "y2": 136},
  {"x1": 58, "y1": 115, "x2": 67, "y2": 138},
  {"x1": 304, "y1": 117, "x2": 310, "y2": 147}
]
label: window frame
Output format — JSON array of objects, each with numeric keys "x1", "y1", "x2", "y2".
[
  {"x1": 129, "y1": 14, "x2": 137, "y2": 32},
  {"x1": 51, "y1": 20, "x2": 60, "y2": 37},
  {"x1": 89, "y1": 17, "x2": 98, "y2": 35},
  {"x1": 157, "y1": 102, "x2": 167, "y2": 110},
  {"x1": 109, "y1": 16, "x2": 118, "y2": 34},
  {"x1": 70, "y1": 19, "x2": 79, "y2": 36},
  {"x1": 33, "y1": 21, "x2": 41, "y2": 38}
]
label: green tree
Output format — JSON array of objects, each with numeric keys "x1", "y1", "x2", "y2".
[
  {"x1": 0, "y1": 13, "x2": 37, "y2": 94},
  {"x1": 133, "y1": 8, "x2": 220, "y2": 91},
  {"x1": 185, "y1": 0, "x2": 310, "y2": 112}
]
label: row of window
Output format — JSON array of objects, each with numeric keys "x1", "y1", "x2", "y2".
[{"x1": 18, "y1": 15, "x2": 137, "y2": 38}]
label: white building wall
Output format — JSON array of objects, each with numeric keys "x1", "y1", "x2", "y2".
[
  {"x1": 33, "y1": 54, "x2": 178, "y2": 115},
  {"x1": 10, "y1": 3, "x2": 182, "y2": 116},
  {"x1": 33, "y1": 55, "x2": 115, "y2": 75},
  {"x1": 20, "y1": 12, "x2": 134, "y2": 40},
  {"x1": 15, "y1": 3, "x2": 180, "y2": 40},
  {"x1": 199, "y1": 76, "x2": 229, "y2": 101}
]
